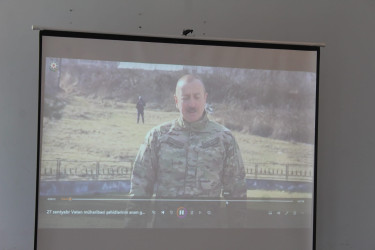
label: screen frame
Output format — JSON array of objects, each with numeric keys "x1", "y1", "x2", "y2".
[{"x1": 35, "y1": 29, "x2": 320, "y2": 250}]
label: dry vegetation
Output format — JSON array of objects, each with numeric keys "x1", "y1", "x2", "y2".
[
  {"x1": 41, "y1": 95, "x2": 314, "y2": 169},
  {"x1": 44, "y1": 58, "x2": 316, "y2": 144},
  {"x1": 41, "y1": 58, "x2": 316, "y2": 196}
]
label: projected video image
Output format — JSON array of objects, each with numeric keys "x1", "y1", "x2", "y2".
[{"x1": 38, "y1": 57, "x2": 315, "y2": 229}]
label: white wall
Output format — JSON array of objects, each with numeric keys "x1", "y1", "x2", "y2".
[{"x1": 1, "y1": 0, "x2": 374, "y2": 249}]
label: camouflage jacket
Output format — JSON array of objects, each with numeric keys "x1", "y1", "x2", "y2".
[{"x1": 130, "y1": 112, "x2": 247, "y2": 199}]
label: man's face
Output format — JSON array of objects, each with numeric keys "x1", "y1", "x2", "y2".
[{"x1": 175, "y1": 79, "x2": 207, "y2": 123}]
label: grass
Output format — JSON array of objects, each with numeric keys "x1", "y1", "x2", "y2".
[
  {"x1": 41, "y1": 96, "x2": 178, "y2": 162},
  {"x1": 41, "y1": 95, "x2": 314, "y2": 194},
  {"x1": 42, "y1": 96, "x2": 314, "y2": 164}
]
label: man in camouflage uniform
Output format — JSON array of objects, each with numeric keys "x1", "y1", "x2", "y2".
[{"x1": 128, "y1": 75, "x2": 247, "y2": 227}]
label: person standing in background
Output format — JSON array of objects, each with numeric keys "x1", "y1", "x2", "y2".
[{"x1": 136, "y1": 96, "x2": 146, "y2": 124}]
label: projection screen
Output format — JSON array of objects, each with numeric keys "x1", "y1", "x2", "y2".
[{"x1": 36, "y1": 30, "x2": 320, "y2": 250}]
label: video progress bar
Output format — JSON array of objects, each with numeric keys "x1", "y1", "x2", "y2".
[{"x1": 70, "y1": 198, "x2": 295, "y2": 203}]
